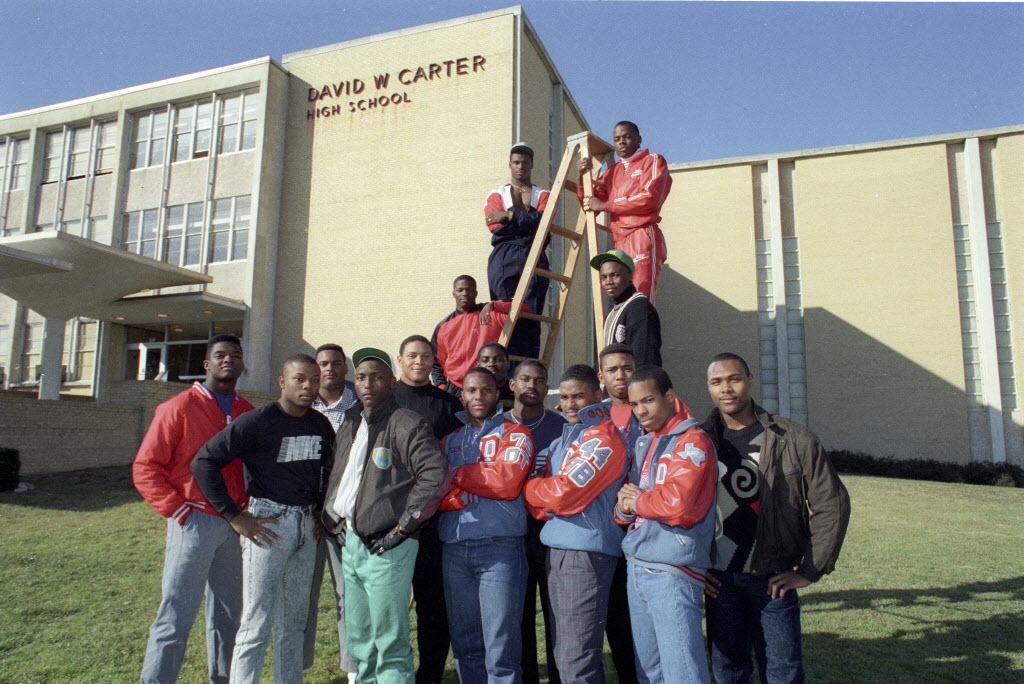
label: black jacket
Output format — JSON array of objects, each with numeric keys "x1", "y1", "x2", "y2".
[
  {"x1": 603, "y1": 285, "x2": 662, "y2": 368},
  {"x1": 322, "y1": 395, "x2": 451, "y2": 542},
  {"x1": 701, "y1": 404, "x2": 851, "y2": 582}
]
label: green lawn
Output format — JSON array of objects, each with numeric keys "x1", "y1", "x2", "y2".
[{"x1": 0, "y1": 469, "x2": 1021, "y2": 683}]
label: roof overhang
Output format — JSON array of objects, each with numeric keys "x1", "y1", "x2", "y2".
[
  {"x1": 0, "y1": 231, "x2": 212, "y2": 320},
  {"x1": 0, "y1": 244, "x2": 73, "y2": 278},
  {"x1": 85, "y1": 291, "x2": 247, "y2": 326}
]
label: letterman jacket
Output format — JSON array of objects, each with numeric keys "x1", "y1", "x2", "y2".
[
  {"x1": 321, "y1": 395, "x2": 450, "y2": 542},
  {"x1": 616, "y1": 397, "x2": 717, "y2": 583},
  {"x1": 576, "y1": 148, "x2": 672, "y2": 242},
  {"x1": 133, "y1": 382, "x2": 253, "y2": 524},
  {"x1": 701, "y1": 403, "x2": 851, "y2": 582},
  {"x1": 438, "y1": 409, "x2": 535, "y2": 543},
  {"x1": 523, "y1": 402, "x2": 629, "y2": 556}
]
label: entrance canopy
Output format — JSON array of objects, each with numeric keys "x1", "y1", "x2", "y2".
[
  {"x1": 0, "y1": 231, "x2": 212, "y2": 320},
  {"x1": 86, "y1": 291, "x2": 246, "y2": 326}
]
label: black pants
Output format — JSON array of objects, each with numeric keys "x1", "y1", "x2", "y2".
[
  {"x1": 521, "y1": 517, "x2": 560, "y2": 684},
  {"x1": 412, "y1": 517, "x2": 450, "y2": 684}
]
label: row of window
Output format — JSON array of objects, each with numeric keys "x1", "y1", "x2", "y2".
[
  {"x1": 130, "y1": 89, "x2": 259, "y2": 169},
  {"x1": 14, "y1": 317, "x2": 96, "y2": 385},
  {"x1": 42, "y1": 121, "x2": 117, "y2": 183},
  {"x1": 121, "y1": 195, "x2": 250, "y2": 266},
  {"x1": 1, "y1": 88, "x2": 260, "y2": 190}
]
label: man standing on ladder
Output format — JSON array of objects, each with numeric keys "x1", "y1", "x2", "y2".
[
  {"x1": 578, "y1": 122, "x2": 672, "y2": 303},
  {"x1": 485, "y1": 142, "x2": 551, "y2": 359}
]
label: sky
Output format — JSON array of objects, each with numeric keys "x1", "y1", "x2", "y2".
[{"x1": 2, "y1": 1, "x2": 1021, "y2": 163}]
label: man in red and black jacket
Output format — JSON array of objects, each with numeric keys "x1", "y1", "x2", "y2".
[
  {"x1": 133, "y1": 334, "x2": 253, "y2": 684},
  {"x1": 485, "y1": 142, "x2": 551, "y2": 359},
  {"x1": 431, "y1": 275, "x2": 523, "y2": 398}
]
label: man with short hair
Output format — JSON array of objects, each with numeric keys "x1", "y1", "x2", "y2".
[
  {"x1": 191, "y1": 354, "x2": 336, "y2": 684},
  {"x1": 578, "y1": 121, "x2": 671, "y2": 302},
  {"x1": 323, "y1": 348, "x2": 450, "y2": 682},
  {"x1": 615, "y1": 366, "x2": 717, "y2": 684},
  {"x1": 432, "y1": 275, "x2": 517, "y2": 397},
  {"x1": 394, "y1": 334, "x2": 462, "y2": 684},
  {"x1": 509, "y1": 359, "x2": 566, "y2": 684},
  {"x1": 596, "y1": 344, "x2": 642, "y2": 684},
  {"x1": 485, "y1": 142, "x2": 551, "y2": 360},
  {"x1": 302, "y1": 343, "x2": 359, "y2": 678},
  {"x1": 524, "y1": 364, "x2": 630, "y2": 683},
  {"x1": 592, "y1": 250, "x2": 662, "y2": 368},
  {"x1": 134, "y1": 334, "x2": 253, "y2": 684},
  {"x1": 439, "y1": 368, "x2": 535, "y2": 683},
  {"x1": 701, "y1": 353, "x2": 851, "y2": 684},
  {"x1": 478, "y1": 341, "x2": 514, "y2": 410}
]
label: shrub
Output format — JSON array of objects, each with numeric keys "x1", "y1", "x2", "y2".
[{"x1": 829, "y1": 449, "x2": 1024, "y2": 488}]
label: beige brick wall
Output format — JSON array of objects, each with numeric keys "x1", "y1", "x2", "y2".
[
  {"x1": 659, "y1": 163, "x2": 760, "y2": 415},
  {"x1": 0, "y1": 382, "x2": 279, "y2": 475},
  {"x1": 277, "y1": 15, "x2": 518, "y2": 364}
]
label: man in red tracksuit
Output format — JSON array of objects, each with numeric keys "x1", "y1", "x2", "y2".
[
  {"x1": 578, "y1": 121, "x2": 672, "y2": 303},
  {"x1": 431, "y1": 274, "x2": 521, "y2": 398},
  {"x1": 134, "y1": 334, "x2": 253, "y2": 684}
]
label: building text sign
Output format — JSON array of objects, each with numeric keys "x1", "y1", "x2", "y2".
[{"x1": 307, "y1": 55, "x2": 487, "y2": 119}]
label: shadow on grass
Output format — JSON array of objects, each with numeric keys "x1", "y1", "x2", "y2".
[
  {"x1": 803, "y1": 577, "x2": 1024, "y2": 680},
  {"x1": 0, "y1": 465, "x2": 142, "y2": 511}
]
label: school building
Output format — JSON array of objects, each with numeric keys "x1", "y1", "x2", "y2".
[{"x1": 0, "y1": 6, "x2": 1020, "y2": 472}]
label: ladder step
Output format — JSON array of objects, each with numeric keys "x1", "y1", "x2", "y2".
[
  {"x1": 520, "y1": 311, "x2": 559, "y2": 324},
  {"x1": 549, "y1": 223, "x2": 582, "y2": 241},
  {"x1": 563, "y1": 179, "x2": 578, "y2": 194},
  {"x1": 534, "y1": 268, "x2": 571, "y2": 284}
]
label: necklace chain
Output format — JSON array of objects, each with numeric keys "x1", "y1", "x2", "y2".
[{"x1": 511, "y1": 410, "x2": 545, "y2": 430}]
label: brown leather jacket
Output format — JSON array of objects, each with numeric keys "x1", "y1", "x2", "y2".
[{"x1": 701, "y1": 404, "x2": 851, "y2": 582}]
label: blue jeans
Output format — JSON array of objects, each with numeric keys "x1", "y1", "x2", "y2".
[
  {"x1": 230, "y1": 499, "x2": 317, "y2": 684},
  {"x1": 705, "y1": 571, "x2": 804, "y2": 684},
  {"x1": 141, "y1": 511, "x2": 241, "y2": 684},
  {"x1": 444, "y1": 536, "x2": 527, "y2": 683},
  {"x1": 627, "y1": 563, "x2": 710, "y2": 684}
]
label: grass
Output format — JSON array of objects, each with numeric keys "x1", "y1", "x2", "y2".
[{"x1": 1, "y1": 468, "x2": 1022, "y2": 683}]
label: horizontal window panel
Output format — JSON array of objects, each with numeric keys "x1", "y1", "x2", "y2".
[
  {"x1": 995, "y1": 331, "x2": 1013, "y2": 347},
  {"x1": 759, "y1": 340, "x2": 777, "y2": 355},
  {"x1": 789, "y1": 367, "x2": 805, "y2": 383},
  {"x1": 761, "y1": 399, "x2": 779, "y2": 413},
  {"x1": 961, "y1": 331, "x2": 978, "y2": 348},
  {"x1": 760, "y1": 353, "x2": 778, "y2": 370},
  {"x1": 761, "y1": 385, "x2": 779, "y2": 400},
  {"x1": 785, "y1": 294, "x2": 802, "y2": 309},
  {"x1": 755, "y1": 252, "x2": 770, "y2": 269},
  {"x1": 761, "y1": 368, "x2": 778, "y2": 385},
  {"x1": 786, "y1": 309, "x2": 803, "y2": 325},
  {"x1": 964, "y1": 379, "x2": 982, "y2": 397},
  {"x1": 788, "y1": 353, "x2": 804, "y2": 368},
  {"x1": 758, "y1": 312, "x2": 774, "y2": 326},
  {"x1": 997, "y1": 362, "x2": 1016, "y2": 379},
  {"x1": 788, "y1": 338, "x2": 805, "y2": 354}
]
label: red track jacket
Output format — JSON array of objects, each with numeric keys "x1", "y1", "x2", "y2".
[{"x1": 577, "y1": 148, "x2": 672, "y2": 242}]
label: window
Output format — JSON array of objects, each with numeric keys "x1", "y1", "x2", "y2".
[
  {"x1": 19, "y1": 319, "x2": 43, "y2": 384},
  {"x1": 209, "y1": 196, "x2": 250, "y2": 263},
  {"x1": 94, "y1": 121, "x2": 116, "y2": 174},
  {"x1": 124, "y1": 321, "x2": 243, "y2": 382},
  {"x1": 164, "y1": 202, "x2": 204, "y2": 266},
  {"x1": 42, "y1": 130, "x2": 64, "y2": 183},
  {"x1": 218, "y1": 90, "x2": 260, "y2": 154},
  {"x1": 62, "y1": 319, "x2": 97, "y2": 383},
  {"x1": 121, "y1": 195, "x2": 250, "y2": 265},
  {"x1": 172, "y1": 100, "x2": 213, "y2": 162},
  {"x1": 122, "y1": 209, "x2": 159, "y2": 259},
  {"x1": 0, "y1": 324, "x2": 9, "y2": 387},
  {"x1": 130, "y1": 109, "x2": 168, "y2": 169},
  {"x1": 2, "y1": 137, "x2": 30, "y2": 191},
  {"x1": 67, "y1": 126, "x2": 91, "y2": 178}
]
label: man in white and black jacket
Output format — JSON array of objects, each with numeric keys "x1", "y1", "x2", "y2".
[
  {"x1": 322, "y1": 347, "x2": 451, "y2": 683},
  {"x1": 592, "y1": 249, "x2": 663, "y2": 368}
]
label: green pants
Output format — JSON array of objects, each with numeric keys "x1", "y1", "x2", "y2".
[{"x1": 342, "y1": 528, "x2": 419, "y2": 684}]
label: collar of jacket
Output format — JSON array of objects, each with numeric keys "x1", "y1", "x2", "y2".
[
  {"x1": 455, "y1": 403, "x2": 508, "y2": 430},
  {"x1": 704, "y1": 402, "x2": 780, "y2": 440}
]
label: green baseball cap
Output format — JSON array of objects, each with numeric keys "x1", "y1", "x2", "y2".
[
  {"x1": 590, "y1": 249, "x2": 635, "y2": 273},
  {"x1": 351, "y1": 347, "x2": 395, "y2": 374}
]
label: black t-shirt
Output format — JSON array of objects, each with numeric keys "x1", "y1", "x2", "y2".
[
  {"x1": 712, "y1": 421, "x2": 765, "y2": 573},
  {"x1": 191, "y1": 401, "x2": 335, "y2": 520},
  {"x1": 393, "y1": 380, "x2": 463, "y2": 441}
]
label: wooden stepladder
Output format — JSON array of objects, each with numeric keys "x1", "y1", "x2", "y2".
[{"x1": 498, "y1": 131, "x2": 616, "y2": 367}]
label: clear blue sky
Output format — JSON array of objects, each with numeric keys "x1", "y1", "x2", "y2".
[{"x1": 2, "y1": 1, "x2": 1021, "y2": 162}]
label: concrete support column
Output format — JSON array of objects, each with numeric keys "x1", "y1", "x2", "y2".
[{"x1": 38, "y1": 316, "x2": 66, "y2": 400}]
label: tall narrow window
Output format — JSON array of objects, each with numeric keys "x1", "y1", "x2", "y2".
[
  {"x1": 42, "y1": 130, "x2": 64, "y2": 183},
  {"x1": 164, "y1": 202, "x2": 204, "y2": 266},
  {"x1": 173, "y1": 100, "x2": 213, "y2": 161},
  {"x1": 130, "y1": 109, "x2": 168, "y2": 169},
  {"x1": 9, "y1": 138, "x2": 28, "y2": 190},
  {"x1": 94, "y1": 121, "x2": 116, "y2": 174},
  {"x1": 218, "y1": 90, "x2": 260, "y2": 154},
  {"x1": 122, "y1": 209, "x2": 159, "y2": 258},
  {"x1": 67, "y1": 125, "x2": 91, "y2": 179}
]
